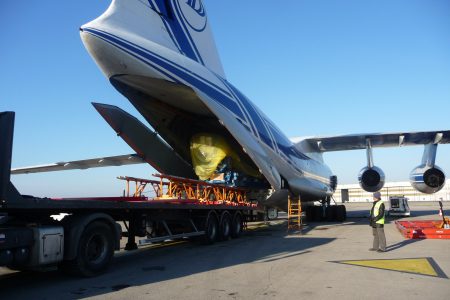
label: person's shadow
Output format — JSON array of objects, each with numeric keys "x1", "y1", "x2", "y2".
[{"x1": 385, "y1": 239, "x2": 422, "y2": 252}]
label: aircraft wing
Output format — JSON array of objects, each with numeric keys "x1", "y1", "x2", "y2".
[
  {"x1": 11, "y1": 154, "x2": 145, "y2": 174},
  {"x1": 295, "y1": 130, "x2": 450, "y2": 152}
]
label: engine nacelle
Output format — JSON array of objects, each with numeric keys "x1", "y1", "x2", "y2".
[
  {"x1": 410, "y1": 165, "x2": 446, "y2": 194},
  {"x1": 358, "y1": 166, "x2": 385, "y2": 192}
]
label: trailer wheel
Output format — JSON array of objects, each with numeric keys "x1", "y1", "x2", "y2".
[
  {"x1": 203, "y1": 212, "x2": 219, "y2": 244},
  {"x1": 62, "y1": 221, "x2": 114, "y2": 277},
  {"x1": 230, "y1": 212, "x2": 243, "y2": 238},
  {"x1": 219, "y1": 211, "x2": 231, "y2": 241}
]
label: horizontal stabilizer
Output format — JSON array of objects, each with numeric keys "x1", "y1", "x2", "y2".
[
  {"x1": 92, "y1": 102, "x2": 195, "y2": 178},
  {"x1": 296, "y1": 130, "x2": 450, "y2": 152},
  {"x1": 12, "y1": 154, "x2": 145, "y2": 174}
]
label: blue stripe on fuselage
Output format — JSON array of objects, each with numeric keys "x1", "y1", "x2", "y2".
[
  {"x1": 85, "y1": 30, "x2": 179, "y2": 83},
  {"x1": 267, "y1": 122, "x2": 310, "y2": 160},
  {"x1": 171, "y1": 0, "x2": 205, "y2": 64},
  {"x1": 148, "y1": 0, "x2": 183, "y2": 54},
  {"x1": 214, "y1": 75, "x2": 258, "y2": 137},
  {"x1": 149, "y1": 0, "x2": 204, "y2": 65},
  {"x1": 217, "y1": 76, "x2": 310, "y2": 161},
  {"x1": 85, "y1": 28, "x2": 232, "y2": 98},
  {"x1": 225, "y1": 83, "x2": 275, "y2": 149},
  {"x1": 219, "y1": 76, "x2": 310, "y2": 161}
]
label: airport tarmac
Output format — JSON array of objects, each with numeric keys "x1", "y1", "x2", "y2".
[{"x1": 0, "y1": 201, "x2": 449, "y2": 299}]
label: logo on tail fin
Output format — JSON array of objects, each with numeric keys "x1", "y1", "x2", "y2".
[
  {"x1": 186, "y1": 0, "x2": 205, "y2": 16},
  {"x1": 178, "y1": 0, "x2": 207, "y2": 32}
]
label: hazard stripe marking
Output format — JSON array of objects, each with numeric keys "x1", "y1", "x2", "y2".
[{"x1": 330, "y1": 257, "x2": 448, "y2": 279}]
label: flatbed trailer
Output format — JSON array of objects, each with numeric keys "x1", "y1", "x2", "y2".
[{"x1": 0, "y1": 112, "x2": 257, "y2": 276}]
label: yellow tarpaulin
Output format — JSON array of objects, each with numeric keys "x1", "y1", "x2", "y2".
[{"x1": 190, "y1": 133, "x2": 259, "y2": 180}]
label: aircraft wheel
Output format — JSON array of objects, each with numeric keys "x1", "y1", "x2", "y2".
[
  {"x1": 313, "y1": 206, "x2": 323, "y2": 221},
  {"x1": 305, "y1": 206, "x2": 314, "y2": 222},
  {"x1": 325, "y1": 206, "x2": 337, "y2": 221},
  {"x1": 336, "y1": 205, "x2": 347, "y2": 222}
]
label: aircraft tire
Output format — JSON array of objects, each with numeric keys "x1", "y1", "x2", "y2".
[
  {"x1": 313, "y1": 206, "x2": 323, "y2": 221},
  {"x1": 305, "y1": 206, "x2": 314, "y2": 222},
  {"x1": 336, "y1": 205, "x2": 347, "y2": 222},
  {"x1": 325, "y1": 206, "x2": 337, "y2": 221}
]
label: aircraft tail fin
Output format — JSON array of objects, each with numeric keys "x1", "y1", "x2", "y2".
[
  {"x1": 148, "y1": 0, "x2": 226, "y2": 77},
  {"x1": 83, "y1": 0, "x2": 225, "y2": 77}
]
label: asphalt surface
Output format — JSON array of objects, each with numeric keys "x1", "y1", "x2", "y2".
[{"x1": 0, "y1": 202, "x2": 449, "y2": 299}]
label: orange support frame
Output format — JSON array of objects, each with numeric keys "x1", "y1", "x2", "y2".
[{"x1": 117, "y1": 174, "x2": 254, "y2": 207}]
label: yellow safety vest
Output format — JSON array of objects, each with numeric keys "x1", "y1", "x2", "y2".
[{"x1": 373, "y1": 200, "x2": 385, "y2": 225}]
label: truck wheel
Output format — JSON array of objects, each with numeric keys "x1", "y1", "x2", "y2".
[
  {"x1": 230, "y1": 212, "x2": 243, "y2": 238},
  {"x1": 219, "y1": 211, "x2": 231, "y2": 241},
  {"x1": 62, "y1": 221, "x2": 114, "y2": 277},
  {"x1": 203, "y1": 212, "x2": 219, "y2": 244}
]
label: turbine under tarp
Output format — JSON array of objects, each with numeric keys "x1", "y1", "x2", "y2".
[{"x1": 190, "y1": 133, "x2": 260, "y2": 180}]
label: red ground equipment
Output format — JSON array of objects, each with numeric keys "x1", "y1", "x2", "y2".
[{"x1": 395, "y1": 201, "x2": 450, "y2": 239}]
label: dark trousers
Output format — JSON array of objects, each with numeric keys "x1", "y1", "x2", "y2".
[{"x1": 372, "y1": 227, "x2": 386, "y2": 251}]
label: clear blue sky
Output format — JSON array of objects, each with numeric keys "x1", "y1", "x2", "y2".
[{"x1": 1, "y1": 1, "x2": 449, "y2": 197}]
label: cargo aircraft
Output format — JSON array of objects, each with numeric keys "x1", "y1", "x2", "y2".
[{"x1": 12, "y1": 0, "x2": 449, "y2": 219}]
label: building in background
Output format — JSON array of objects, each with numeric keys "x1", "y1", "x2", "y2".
[{"x1": 334, "y1": 180, "x2": 450, "y2": 203}]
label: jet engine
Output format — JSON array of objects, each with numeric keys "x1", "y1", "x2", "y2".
[
  {"x1": 410, "y1": 164, "x2": 446, "y2": 194},
  {"x1": 358, "y1": 166, "x2": 385, "y2": 192}
]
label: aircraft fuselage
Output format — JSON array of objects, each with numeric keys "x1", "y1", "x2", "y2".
[{"x1": 80, "y1": 0, "x2": 334, "y2": 208}]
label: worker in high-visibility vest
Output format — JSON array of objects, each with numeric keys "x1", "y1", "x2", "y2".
[{"x1": 369, "y1": 191, "x2": 386, "y2": 252}]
